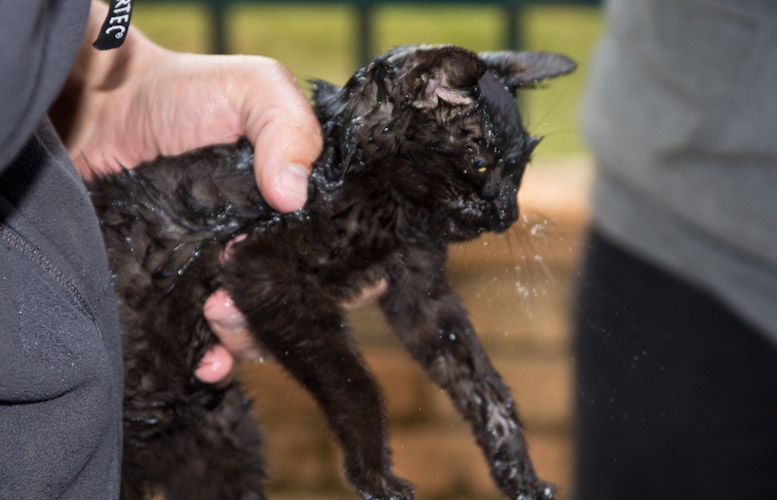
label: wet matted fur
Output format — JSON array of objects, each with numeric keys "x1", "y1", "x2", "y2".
[{"x1": 89, "y1": 45, "x2": 575, "y2": 500}]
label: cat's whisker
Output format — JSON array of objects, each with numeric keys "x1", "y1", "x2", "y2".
[{"x1": 523, "y1": 77, "x2": 575, "y2": 136}]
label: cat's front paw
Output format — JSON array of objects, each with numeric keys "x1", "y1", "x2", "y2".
[
  {"x1": 512, "y1": 479, "x2": 555, "y2": 500},
  {"x1": 487, "y1": 444, "x2": 554, "y2": 500},
  {"x1": 356, "y1": 472, "x2": 414, "y2": 500}
]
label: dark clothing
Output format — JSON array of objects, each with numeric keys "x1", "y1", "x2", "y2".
[
  {"x1": 577, "y1": 1, "x2": 777, "y2": 496},
  {"x1": 583, "y1": 0, "x2": 777, "y2": 343},
  {"x1": 574, "y1": 229, "x2": 777, "y2": 500},
  {"x1": 1, "y1": 1, "x2": 124, "y2": 498},
  {"x1": 0, "y1": 0, "x2": 88, "y2": 168}
]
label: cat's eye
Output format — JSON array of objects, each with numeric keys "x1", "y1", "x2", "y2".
[{"x1": 472, "y1": 159, "x2": 488, "y2": 174}]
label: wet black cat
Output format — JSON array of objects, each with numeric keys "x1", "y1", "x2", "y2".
[{"x1": 89, "y1": 45, "x2": 575, "y2": 500}]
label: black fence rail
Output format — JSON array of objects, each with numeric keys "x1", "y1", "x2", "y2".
[{"x1": 141, "y1": 0, "x2": 601, "y2": 62}]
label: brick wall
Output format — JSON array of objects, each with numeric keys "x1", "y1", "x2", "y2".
[{"x1": 239, "y1": 159, "x2": 593, "y2": 500}]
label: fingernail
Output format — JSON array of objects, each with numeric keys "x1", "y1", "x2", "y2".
[
  {"x1": 279, "y1": 163, "x2": 310, "y2": 205},
  {"x1": 215, "y1": 312, "x2": 247, "y2": 333}
]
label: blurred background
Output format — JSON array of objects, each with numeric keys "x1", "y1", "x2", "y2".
[{"x1": 133, "y1": 1, "x2": 602, "y2": 498}]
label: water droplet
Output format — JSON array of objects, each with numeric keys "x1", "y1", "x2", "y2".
[{"x1": 515, "y1": 282, "x2": 530, "y2": 299}]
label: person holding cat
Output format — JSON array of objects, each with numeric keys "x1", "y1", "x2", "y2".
[
  {"x1": 0, "y1": 0, "x2": 317, "y2": 497},
  {"x1": 574, "y1": 0, "x2": 777, "y2": 498}
]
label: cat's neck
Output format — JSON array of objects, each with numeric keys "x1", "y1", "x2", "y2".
[{"x1": 302, "y1": 152, "x2": 438, "y2": 259}]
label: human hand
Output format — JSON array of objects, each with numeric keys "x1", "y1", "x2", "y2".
[
  {"x1": 54, "y1": 2, "x2": 322, "y2": 213},
  {"x1": 54, "y1": 2, "x2": 322, "y2": 384}
]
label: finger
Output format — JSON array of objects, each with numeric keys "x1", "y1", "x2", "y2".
[
  {"x1": 241, "y1": 60, "x2": 323, "y2": 212},
  {"x1": 194, "y1": 344, "x2": 236, "y2": 385},
  {"x1": 203, "y1": 288, "x2": 265, "y2": 361}
]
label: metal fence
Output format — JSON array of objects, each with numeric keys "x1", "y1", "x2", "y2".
[{"x1": 139, "y1": 0, "x2": 601, "y2": 61}]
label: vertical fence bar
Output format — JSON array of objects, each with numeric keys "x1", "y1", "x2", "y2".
[
  {"x1": 357, "y1": 3, "x2": 373, "y2": 65},
  {"x1": 210, "y1": 0, "x2": 227, "y2": 54},
  {"x1": 506, "y1": 2, "x2": 521, "y2": 50}
]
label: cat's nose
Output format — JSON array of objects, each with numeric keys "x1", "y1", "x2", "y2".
[
  {"x1": 492, "y1": 202, "x2": 518, "y2": 233},
  {"x1": 481, "y1": 185, "x2": 497, "y2": 201}
]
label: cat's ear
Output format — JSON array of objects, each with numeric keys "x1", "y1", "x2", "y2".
[
  {"x1": 478, "y1": 51, "x2": 576, "y2": 91},
  {"x1": 408, "y1": 46, "x2": 487, "y2": 108}
]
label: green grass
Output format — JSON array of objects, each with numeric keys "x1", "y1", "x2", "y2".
[{"x1": 131, "y1": 3, "x2": 603, "y2": 158}]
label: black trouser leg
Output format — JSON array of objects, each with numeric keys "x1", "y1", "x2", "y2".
[{"x1": 573, "y1": 229, "x2": 777, "y2": 500}]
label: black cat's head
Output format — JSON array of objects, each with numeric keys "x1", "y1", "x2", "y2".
[{"x1": 313, "y1": 45, "x2": 575, "y2": 242}]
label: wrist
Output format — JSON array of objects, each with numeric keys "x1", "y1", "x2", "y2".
[
  {"x1": 70, "y1": 1, "x2": 166, "y2": 90},
  {"x1": 52, "y1": 1, "x2": 168, "y2": 170}
]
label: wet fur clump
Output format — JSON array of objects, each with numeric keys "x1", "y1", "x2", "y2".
[{"x1": 89, "y1": 45, "x2": 575, "y2": 500}]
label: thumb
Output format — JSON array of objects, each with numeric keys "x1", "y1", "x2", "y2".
[{"x1": 241, "y1": 61, "x2": 323, "y2": 213}]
